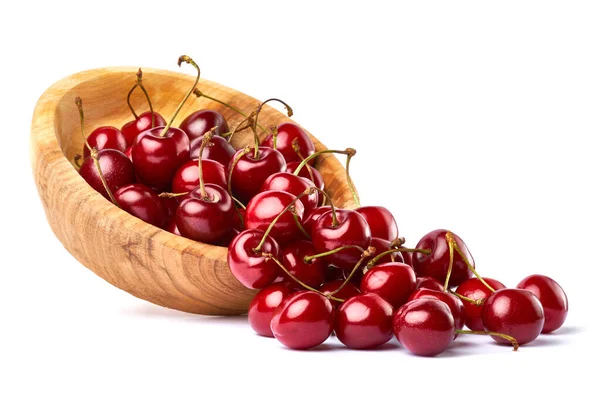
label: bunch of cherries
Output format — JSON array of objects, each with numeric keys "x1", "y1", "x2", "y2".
[{"x1": 76, "y1": 55, "x2": 569, "y2": 356}]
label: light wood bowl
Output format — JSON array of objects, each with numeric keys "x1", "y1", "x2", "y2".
[{"x1": 30, "y1": 67, "x2": 358, "y2": 315}]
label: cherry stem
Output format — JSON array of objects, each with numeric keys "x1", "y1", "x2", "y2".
[
  {"x1": 270, "y1": 126, "x2": 278, "y2": 149},
  {"x1": 158, "y1": 192, "x2": 189, "y2": 198},
  {"x1": 292, "y1": 138, "x2": 315, "y2": 182},
  {"x1": 160, "y1": 55, "x2": 200, "y2": 137},
  {"x1": 303, "y1": 245, "x2": 367, "y2": 263},
  {"x1": 292, "y1": 148, "x2": 356, "y2": 176},
  {"x1": 136, "y1": 68, "x2": 156, "y2": 128},
  {"x1": 345, "y1": 150, "x2": 360, "y2": 207},
  {"x1": 263, "y1": 253, "x2": 343, "y2": 302},
  {"x1": 364, "y1": 247, "x2": 431, "y2": 271},
  {"x1": 251, "y1": 98, "x2": 293, "y2": 159},
  {"x1": 225, "y1": 111, "x2": 256, "y2": 143},
  {"x1": 447, "y1": 234, "x2": 496, "y2": 293},
  {"x1": 126, "y1": 81, "x2": 139, "y2": 120},
  {"x1": 443, "y1": 232, "x2": 455, "y2": 292},
  {"x1": 328, "y1": 246, "x2": 376, "y2": 297},
  {"x1": 448, "y1": 290, "x2": 483, "y2": 306},
  {"x1": 292, "y1": 210, "x2": 310, "y2": 239},
  {"x1": 73, "y1": 154, "x2": 82, "y2": 169},
  {"x1": 252, "y1": 187, "x2": 317, "y2": 252},
  {"x1": 312, "y1": 187, "x2": 338, "y2": 226},
  {"x1": 228, "y1": 146, "x2": 251, "y2": 200},
  {"x1": 196, "y1": 129, "x2": 216, "y2": 200},
  {"x1": 455, "y1": 330, "x2": 519, "y2": 351},
  {"x1": 232, "y1": 196, "x2": 246, "y2": 210}
]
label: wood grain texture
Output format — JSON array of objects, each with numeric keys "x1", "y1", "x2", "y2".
[{"x1": 30, "y1": 67, "x2": 358, "y2": 315}]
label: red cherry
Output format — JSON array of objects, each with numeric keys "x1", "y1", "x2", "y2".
[
  {"x1": 270, "y1": 290, "x2": 334, "y2": 349},
  {"x1": 248, "y1": 282, "x2": 294, "y2": 337},
  {"x1": 455, "y1": 277, "x2": 506, "y2": 330},
  {"x1": 159, "y1": 195, "x2": 179, "y2": 221},
  {"x1": 114, "y1": 183, "x2": 168, "y2": 228},
  {"x1": 171, "y1": 159, "x2": 227, "y2": 193},
  {"x1": 121, "y1": 112, "x2": 167, "y2": 147},
  {"x1": 412, "y1": 229, "x2": 474, "y2": 287},
  {"x1": 281, "y1": 240, "x2": 326, "y2": 289},
  {"x1": 79, "y1": 149, "x2": 135, "y2": 201},
  {"x1": 311, "y1": 209, "x2": 372, "y2": 269},
  {"x1": 355, "y1": 206, "x2": 398, "y2": 242},
  {"x1": 228, "y1": 147, "x2": 286, "y2": 203},
  {"x1": 516, "y1": 275, "x2": 568, "y2": 333},
  {"x1": 179, "y1": 109, "x2": 229, "y2": 141},
  {"x1": 82, "y1": 126, "x2": 127, "y2": 159},
  {"x1": 335, "y1": 293, "x2": 394, "y2": 349},
  {"x1": 481, "y1": 288, "x2": 545, "y2": 345},
  {"x1": 245, "y1": 190, "x2": 305, "y2": 244},
  {"x1": 190, "y1": 135, "x2": 235, "y2": 167},
  {"x1": 302, "y1": 206, "x2": 330, "y2": 234},
  {"x1": 261, "y1": 123, "x2": 315, "y2": 164},
  {"x1": 319, "y1": 279, "x2": 361, "y2": 308},
  {"x1": 232, "y1": 207, "x2": 245, "y2": 231},
  {"x1": 415, "y1": 277, "x2": 444, "y2": 292},
  {"x1": 343, "y1": 237, "x2": 403, "y2": 287},
  {"x1": 408, "y1": 288, "x2": 465, "y2": 336},
  {"x1": 401, "y1": 251, "x2": 413, "y2": 267},
  {"x1": 285, "y1": 162, "x2": 325, "y2": 203},
  {"x1": 124, "y1": 146, "x2": 133, "y2": 161},
  {"x1": 165, "y1": 218, "x2": 181, "y2": 236},
  {"x1": 217, "y1": 228, "x2": 241, "y2": 247},
  {"x1": 360, "y1": 262, "x2": 416, "y2": 308},
  {"x1": 227, "y1": 229, "x2": 281, "y2": 289},
  {"x1": 261, "y1": 172, "x2": 318, "y2": 217},
  {"x1": 393, "y1": 298, "x2": 455, "y2": 357}
]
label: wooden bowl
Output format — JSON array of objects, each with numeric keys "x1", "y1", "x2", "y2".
[{"x1": 30, "y1": 67, "x2": 358, "y2": 315}]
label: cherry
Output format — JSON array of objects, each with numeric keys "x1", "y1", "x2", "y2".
[
  {"x1": 114, "y1": 183, "x2": 167, "y2": 228},
  {"x1": 415, "y1": 277, "x2": 444, "y2": 292},
  {"x1": 261, "y1": 172, "x2": 318, "y2": 218},
  {"x1": 343, "y1": 237, "x2": 403, "y2": 287},
  {"x1": 481, "y1": 288, "x2": 545, "y2": 345},
  {"x1": 516, "y1": 275, "x2": 568, "y2": 333},
  {"x1": 261, "y1": 122, "x2": 315, "y2": 164},
  {"x1": 311, "y1": 209, "x2": 372, "y2": 269},
  {"x1": 393, "y1": 298, "x2": 455, "y2": 357},
  {"x1": 412, "y1": 229, "x2": 474, "y2": 288},
  {"x1": 228, "y1": 146, "x2": 286, "y2": 203},
  {"x1": 245, "y1": 190, "x2": 305, "y2": 244},
  {"x1": 408, "y1": 288, "x2": 465, "y2": 336},
  {"x1": 270, "y1": 290, "x2": 335, "y2": 350},
  {"x1": 124, "y1": 146, "x2": 133, "y2": 161},
  {"x1": 319, "y1": 279, "x2": 361, "y2": 307},
  {"x1": 302, "y1": 206, "x2": 330, "y2": 234},
  {"x1": 323, "y1": 266, "x2": 345, "y2": 282},
  {"x1": 159, "y1": 195, "x2": 179, "y2": 220},
  {"x1": 281, "y1": 240, "x2": 326, "y2": 289},
  {"x1": 172, "y1": 159, "x2": 227, "y2": 193},
  {"x1": 165, "y1": 218, "x2": 181, "y2": 236},
  {"x1": 179, "y1": 109, "x2": 229, "y2": 141},
  {"x1": 217, "y1": 228, "x2": 241, "y2": 247},
  {"x1": 356, "y1": 206, "x2": 398, "y2": 242},
  {"x1": 285, "y1": 162, "x2": 324, "y2": 193},
  {"x1": 190, "y1": 135, "x2": 235, "y2": 167},
  {"x1": 360, "y1": 262, "x2": 416, "y2": 309},
  {"x1": 335, "y1": 293, "x2": 394, "y2": 349},
  {"x1": 227, "y1": 229, "x2": 281, "y2": 289},
  {"x1": 455, "y1": 277, "x2": 506, "y2": 331},
  {"x1": 82, "y1": 126, "x2": 127, "y2": 159},
  {"x1": 248, "y1": 282, "x2": 294, "y2": 338}
]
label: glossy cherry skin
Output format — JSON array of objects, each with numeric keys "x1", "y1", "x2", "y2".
[
  {"x1": 481, "y1": 288, "x2": 545, "y2": 345},
  {"x1": 245, "y1": 190, "x2": 305, "y2": 244},
  {"x1": 261, "y1": 172, "x2": 318, "y2": 217},
  {"x1": 124, "y1": 146, "x2": 133, "y2": 161},
  {"x1": 415, "y1": 277, "x2": 444, "y2": 292},
  {"x1": 401, "y1": 251, "x2": 413, "y2": 267},
  {"x1": 171, "y1": 159, "x2": 227, "y2": 193},
  {"x1": 270, "y1": 290, "x2": 334, "y2": 349},
  {"x1": 175, "y1": 184, "x2": 234, "y2": 243},
  {"x1": 121, "y1": 112, "x2": 167, "y2": 147},
  {"x1": 360, "y1": 262, "x2": 416, "y2": 309},
  {"x1": 320, "y1": 279, "x2": 361, "y2": 308},
  {"x1": 281, "y1": 240, "x2": 326, "y2": 289},
  {"x1": 302, "y1": 206, "x2": 330, "y2": 234},
  {"x1": 179, "y1": 109, "x2": 229, "y2": 141},
  {"x1": 393, "y1": 298, "x2": 455, "y2": 357},
  {"x1": 227, "y1": 229, "x2": 281, "y2": 289},
  {"x1": 83, "y1": 126, "x2": 128, "y2": 159},
  {"x1": 131, "y1": 127, "x2": 190, "y2": 191},
  {"x1": 114, "y1": 183, "x2": 168, "y2": 228},
  {"x1": 79, "y1": 149, "x2": 134, "y2": 201},
  {"x1": 412, "y1": 229, "x2": 474, "y2": 287},
  {"x1": 517, "y1": 275, "x2": 568, "y2": 333},
  {"x1": 356, "y1": 206, "x2": 398, "y2": 242},
  {"x1": 408, "y1": 288, "x2": 465, "y2": 337},
  {"x1": 334, "y1": 293, "x2": 394, "y2": 349},
  {"x1": 261, "y1": 123, "x2": 315, "y2": 164},
  {"x1": 248, "y1": 282, "x2": 294, "y2": 337},
  {"x1": 285, "y1": 162, "x2": 325, "y2": 203},
  {"x1": 455, "y1": 277, "x2": 506, "y2": 330},
  {"x1": 190, "y1": 135, "x2": 236, "y2": 167},
  {"x1": 165, "y1": 218, "x2": 181, "y2": 236},
  {"x1": 232, "y1": 208, "x2": 246, "y2": 231},
  {"x1": 343, "y1": 237, "x2": 403, "y2": 287},
  {"x1": 228, "y1": 147, "x2": 286, "y2": 203},
  {"x1": 311, "y1": 209, "x2": 372, "y2": 270}
]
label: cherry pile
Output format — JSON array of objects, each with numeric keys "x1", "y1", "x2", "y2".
[{"x1": 75, "y1": 55, "x2": 569, "y2": 356}]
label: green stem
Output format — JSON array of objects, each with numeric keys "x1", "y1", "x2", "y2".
[
  {"x1": 443, "y1": 232, "x2": 455, "y2": 292},
  {"x1": 292, "y1": 138, "x2": 315, "y2": 182},
  {"x1": 136, "y1": 68, "x2": 156, "y2": 128},
  {"x1": 328, "y1": 246, "x2": 375, "y2": 297},
  {"x1": 160, "y1": 55, "x2": 200, "y2": 137},
  {"x1": 455, "y1": 330, "x2": 519, "y2": 351},
  {"x1": 448, "y1": 235, "x2": 496, "y2": 293},
  {"x1": 292, "y1": 211, "x2": 310, "y2": 239},
  {"x1": 303, "y1": 245, "x2": 367, "y2": 263},
  {"x1": 252, "y1": 98, "x2": 293, "y2": 159},
  {"x1": 448, "y1": 290, "x2": 483, "y2": 305},
  {"x1": 126, "y1": 82, "x2": 139, "y2": 119},
  {"x1": 365, "y1": 247, "x2": 431, "y2": 270},
  {"x1": 228, "y1": 146, "x2": 251, "y2": 199},
  {"x1": 293, "y1": 148, "x2": 355, "y2": 175},
  {"x1": 345, "y1": 149, "x2": 360, "y2": 207},
  {"x1": 196, "y1": 130, "x2": 215, "y2": 200},
  {"x1": 158, "y1": 192, "x2": 189, "y2": 198}
]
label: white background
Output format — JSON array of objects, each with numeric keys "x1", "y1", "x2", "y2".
[{"x1": 1, "y1": 1, "x2": 598, "y2": 399}]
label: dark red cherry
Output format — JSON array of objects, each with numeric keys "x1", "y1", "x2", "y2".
[
  {"x1": 319, "y1": 279, "x2": 361, "y2": 308},
  {"x1": 248, "y1": 282, "x2": 294, "y2": 338},
  {"x1": 227, "y1": 229, "x2": 281, "y2": 289},
  {"x1": 455, "y1": 277, "x2": 506, "y2": 330},
  {"x1": 121, "y1": 112, "x2": 167, "y2": 147},
  {"x1": 159, "y1": 195, "x2": 179, "y2": 221},
  {"x1": 360, "y1": 262, "x2": 416, "y2": 309},
  {"x1": 261, "y1": 172, "x2": 318, "y2": 217},
  {"x1": 311, "y1": 209, "x2": 372, "y2": 269},
  {"x1": 175, "y1": 184, "x2": 234, "y2": 243},
  {"x1": 245, "y1": 190, "x2": 305, "y2": 244},
  {"x1": 302, "y1": 206, "x2": 330, "y2": 234},
  {"x1": 415, "y1": 277, "x2": 444, "y2": 292},
  {"x1": 228, "y1": 147, "x2": 286, "y2": 203},
  {"x1": 79, "y1": 149, "x2": 134, "y2": 201},
  {"x1": 356, "y1": 206, "x2": 398, "y2": 242},
  {"x1": 281, "y1": 240, "x2": 326, "y2": 289},
  {"x1": 517, "y1": 275, "x2": 568, "y2": 334},
  {"x1": 179, "y1": 109, "x2": 229, "y2": 141},
  {"x1": 114, "y1": 183, "x2": 168, "y2": 228},
  {"x1": 232, "y1": 207, "x2": 245, "y2": 231},
  {"x1": 481, "y1": 288, "x2": 545, "y2": 345},
  {"x1": 165, "y1": 218, "x2": 181, "y2": 236},
  {"x1": 408, "y1": 288, "x2": 465, "y2": 336},
  {"x1": 270, "y1": 290, "x2": 334, "y2": 349},
  {"x1": 412, "y1": 229, "x2": 474, "y2": 287},
  {"x1": 190, "y1": 135, "x2": 235, "y2": 167},
  {"x1": 217, "y1": 228, "x2": 241, "y2": 247},
  {"x1": 261, "y1": 122, "x2": 315, "y2": 164},
  {"x1": 285, "y1": 162, "x2": 325, "y2": 203},
  {"x1": 83, "y1": 126, "x2": 127, "y2": 159},
  {"x1": 131, "y1": 127, "x2": 190, "y2": 191},
  {"x1": 393, "y1": 298, "x2": 455, "y2": 357},
  {"x1": 335, "y1": 293, "x2": 394, "y2": 349},
  {"x1": 324, "y1": 266, "x2": 345, "y2": 282},
  {"x1": 401, "y1": 251, "x2": 413, "y2": 267},
  {"x1": 172, "y1": 159, "x2": 227, "y2": 193}
]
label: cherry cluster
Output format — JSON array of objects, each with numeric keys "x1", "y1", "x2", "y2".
[{"x1": 75, "y1": 55, "x2": 568, "y2": 356}]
